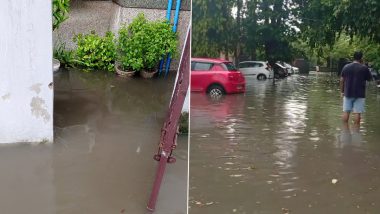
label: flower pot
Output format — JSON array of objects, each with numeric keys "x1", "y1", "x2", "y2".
[
  {"x1": 53, "y1": 58, "x2": 60, "y2": 73},
  {"x1": 115, "y1": 63, "x2": 136, "y2": 78},
  {"x1": 140, "y1": 69, "x2": 158, "y2": 79}
]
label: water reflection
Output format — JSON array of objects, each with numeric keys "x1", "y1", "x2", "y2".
[
  {"x1": 336, "y1": 124, "x2": 363, "y2": 148},
  {"x1": 190, "y1": 73, "x2": 380, "y2": 214}
]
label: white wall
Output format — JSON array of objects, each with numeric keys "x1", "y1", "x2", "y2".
[
  {"x1": 0, "y1": 0, "x2": 53, "y2": 143},
  {"x1": 182, "y1": 89, "x2": 189, "y2": 112}
]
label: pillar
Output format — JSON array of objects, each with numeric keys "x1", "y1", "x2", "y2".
[{"x1": 0, "y1": 0, "x2": 53, "y2": 143}]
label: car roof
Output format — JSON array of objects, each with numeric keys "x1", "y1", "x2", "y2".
[
  {"x1": 192, "y1": 57, "x2": 231, "y2": 64},
  {"x1": 239, "y1": 61, "x2": 267, "y2": 64}
]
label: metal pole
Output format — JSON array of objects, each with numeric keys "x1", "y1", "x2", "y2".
[
  {"x1": 164, "y1": 0, "x2": 182, "y2": 77},
  {"x1": 147, "y1": 24, "x2": 190, "y2": 212},
  {"x1": 158, "y1": 0, "x2": 174, "y2": 76}
]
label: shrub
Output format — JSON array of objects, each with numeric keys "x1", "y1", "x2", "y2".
[
  {"x1": 179, "y1": 112, "x2": 189, "y2": 134},
  {"x1": 74, "y1": 31, "x2": 116, "y2": 72},
  {"x1": 53, "y1": 0, "x2": 70, "y2": 31},
  {"x1": 53, "y1": 43, "x2": 75, "y2": 68},
  {"x1": 117, "y1": 13, "x2": 178, "y2": 72}
]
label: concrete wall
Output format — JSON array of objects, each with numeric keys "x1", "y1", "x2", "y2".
[
  {"x1": 0, "y1": 0, "x2": 53, "y2": 143},
  {"x1": 113, "y1": 0, "x2": 191, "y2": 11},
  {"x1": 53, "y1": 0, "x2": 190, "y2": 72},
  {"x1": 182, "y1": 89, "x2": 189, "y2": 112}
]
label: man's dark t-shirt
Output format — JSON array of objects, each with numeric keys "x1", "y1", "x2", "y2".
[{"x1": 341, "y1": 62, "x2": 372, "y2": 98}]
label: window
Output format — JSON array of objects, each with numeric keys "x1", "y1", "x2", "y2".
[
  {"x1": 191, "y1": 62, "x2": 196, "y2": 70},
  {"x1": 240, "y1": 62, "x2": 263, "y2": 68},
  {"x1": 256, "y1": 63, "x2": 264, "y2": 67},
  {"x1": 239, "y1": 62, "x2": 248, "y2": 68},
  {"x1": 251, "y1": 62, "x2": 263, "y2": 68},
  {"x1": 222, "y1": 62, "x2": 237, "y2": 71},
  {"x1": 192, "y1": 62, "x2": 213, "y2": 71}
]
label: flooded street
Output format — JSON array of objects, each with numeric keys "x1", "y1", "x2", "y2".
[
  {"x1": 0, "y1": 69, "x2": 187, "y2": 214},
  {"x1": 189, "y1": 73, "x2": 380, "y2": 214}
]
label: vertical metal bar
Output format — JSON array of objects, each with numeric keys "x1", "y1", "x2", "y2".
[
  {"x1": 164, "y1": 0, "x2": 182, "y2": 77},
  {"x1": 147, "y1": 24, "x2": 190, "y2": 212},
  {"x1": 158, "y1": 0, "x2": 174, "y2": 76}
]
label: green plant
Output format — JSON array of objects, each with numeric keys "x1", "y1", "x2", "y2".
[
  {"x1": 179, "y1": 112, "x2": 189, "y2": 134},
  {"x1": 53, "y1": 0, "x2": 70, "y2": 31},
  {"x1": 74, "y1": 31, "x2": 116, "y2": 72},
  {"x1": 117, "y1": 13, "x2": 178, "y2": 72},
  {"x1": 53, "y1": 43, "x2": 75, "y2": 67}
]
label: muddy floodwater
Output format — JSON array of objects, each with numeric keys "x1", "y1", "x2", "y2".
[
  {"x1": 190, "y1": 72, "x2": 380, "y2": 214},
  {"x1": 0, "y1": 69, "x2": 187, "y2": 214}
]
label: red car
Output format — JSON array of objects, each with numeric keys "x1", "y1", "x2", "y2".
[{"x1": 191, "y1": 58, "x2": 246, "y2": 97}]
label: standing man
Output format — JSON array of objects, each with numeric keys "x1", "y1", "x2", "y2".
[{"x1": 340, "y1": 51, "x2": 372, "y2": 127}]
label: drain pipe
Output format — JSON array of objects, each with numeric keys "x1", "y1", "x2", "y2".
[
  {"x1": 147, "y1": 24, "x2": 190, "y2": 212},
  {"x1": 164, "y1": 0, "x2": 181, "y2": 77},
  {"x1": 158, "y1": 0, "x2": 174, "y2": 76}
]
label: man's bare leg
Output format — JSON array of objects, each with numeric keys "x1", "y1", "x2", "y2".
[
  {"x1": 342, "y1": 112, "x2": 350, "y2": 123},
  {"x1": 342, "y1": 120, "x2": 350, "y2": 130},
  {"x1": 352, "y1": 113, "x2": 361, "y2": 129}
]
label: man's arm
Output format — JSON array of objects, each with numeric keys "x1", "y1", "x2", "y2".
[{"x1": 340, "y1": 67, "x2": 346, "y2": 97}]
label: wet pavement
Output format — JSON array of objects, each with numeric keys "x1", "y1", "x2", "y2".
[
  {"x1": 0, "y1": 69, "x2": 187, "y2": 214},
  {"x1": 189, "y1": 72, "x2": 380, "y2": 214}
]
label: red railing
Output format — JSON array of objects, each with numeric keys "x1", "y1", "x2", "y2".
[{"x1": 147, "y1": 25, "x2": 190, "y2": 212}]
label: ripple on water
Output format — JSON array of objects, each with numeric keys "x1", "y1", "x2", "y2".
[{"x1": 190, "y1": 74, "x2": 380, "y2": 213}]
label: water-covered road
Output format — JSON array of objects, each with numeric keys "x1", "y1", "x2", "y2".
[{"x1": 189, "y1": 72, "x2": 380, "y2": 214}]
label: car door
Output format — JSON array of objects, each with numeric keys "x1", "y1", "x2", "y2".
[
  {"x1": 250, "y1": 62, "x2": 262, "y2": 76},
  {"x1": 239, "y1": 62, "x2": 255, "y2": 76},
  {"x1": 191, "y1": 61, "x2": 214, "y2": 92},
  {"x1": 238, "y1": 62, "x2": 248, "y2": 75}
]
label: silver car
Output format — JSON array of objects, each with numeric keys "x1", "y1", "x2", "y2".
[
  {"x1": 238, "y1": 61, "x2": 274, "y2": 80},
  {"x1": 283, "y1": 62, "x2": 299, "y2": 74}
]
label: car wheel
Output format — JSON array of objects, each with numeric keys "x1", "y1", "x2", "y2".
[
  {"x1": 207, "y1": 85, "x2": 225, "y2": 99},
  {"x1": 257, "y1": 74, "x2": 267, "y2": 80}
]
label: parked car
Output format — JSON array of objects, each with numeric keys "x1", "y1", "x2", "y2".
[
  {"x1": 238, "y1": 61, "x2": 274, "y2": 80},
  {"x1": 273, "y1": 62, "x2": 289, "y2": 78},
  {"x1": 191, "y1": 58, "x2": 246, "y2": 98},
  {"x1": 283, "y1": 62, "x2": 299, "y2": 74}
]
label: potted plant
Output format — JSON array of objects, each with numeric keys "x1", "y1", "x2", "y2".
[
  {"x1": 115, "y1": 20, "x2": 143, "y2": 77},
  {"x1": 117, "y1": 13, "x2": 177, "y2": 78},
  {"x1": 73, "y1": 31, "x2": 116, "y2": 72}
]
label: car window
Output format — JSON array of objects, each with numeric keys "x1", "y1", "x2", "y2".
[
  {"x1": 222, "y1": 62, "x2": 237, "y2": 71},
  {"x1": 251, "y1": 63, "x2": 261, "y2": 68},
  {"x1": 240, "y1": 62, "x2": 256, "y2": 68},
  {"x1": 191, "y1": 62, "x2": 196, "y2": 70},
  {"x1": 192, "y1": 62, "x2": 213, "y2": 71},
  {"x1": 246, "y1": 63, "x2": 255, "y2": 68},
  {"x1": 239, "y1": 63, "x2": 247, "y2": 68}
]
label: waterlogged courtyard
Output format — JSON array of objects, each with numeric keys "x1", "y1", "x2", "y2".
[
  {"x1": 0, "y1": 69, "x2": 187, "y2": 214},
  {"x1": 190, "y1": 72, "x2": 380, "y2": 214}
]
